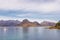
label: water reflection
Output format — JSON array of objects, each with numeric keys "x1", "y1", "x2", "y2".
[
  {"x1": 0, "y1": 27, "x2": 60, "y2": 40},
  {"x1": 3, "y1": 27, "x2": 7, "y2": 32},
  {"x1": 23, "y1": 27, "x2": 28, "y2": 40}
]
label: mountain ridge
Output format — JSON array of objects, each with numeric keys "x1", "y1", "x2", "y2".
[{"x1": 0, "y1": 19, "x2": 56, "y2": 27}]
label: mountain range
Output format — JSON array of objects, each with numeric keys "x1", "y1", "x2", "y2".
[{"x1": 0, "y1": 19, "x2": 56, "y2": 27}]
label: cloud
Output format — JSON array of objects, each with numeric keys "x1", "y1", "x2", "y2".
[
  {"x1": 0, "y1": 16, "x2": 57, "y2": 23},
  {"x1": 0, "y1": 0, "x2": 60, "y2": 13},
  {"x1": 0, "y1": 16, "x2": 14, "y2": 20},
  {"x1": 0, "y1": 16, "x2": 26, "y2": 21},
  {"x1": 0, "y1": 0, "x2": 60, "y2": 21},
  {"x1": 17, "y1": 13, "x2": 32, "y2": 17}
]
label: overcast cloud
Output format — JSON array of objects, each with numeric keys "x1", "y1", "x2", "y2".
[{"x1": 0, "y1": 0, "x2": 60, "y2": 22}]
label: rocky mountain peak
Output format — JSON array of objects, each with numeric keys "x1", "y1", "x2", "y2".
[{"x1": 22, "y1": 19, "x2": 30, "y2": 23}]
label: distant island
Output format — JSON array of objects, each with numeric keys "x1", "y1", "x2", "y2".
[
  {"x1": 0, "y1": 19, "x2": 56, "y2": 27},
  {"x1": 49, "y1": 21, "x2": 60, "y2": 29}
]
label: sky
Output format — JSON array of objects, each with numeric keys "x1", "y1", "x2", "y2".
[{"x1": 0, "y1": 0, "x2": 60, "y2": 22}]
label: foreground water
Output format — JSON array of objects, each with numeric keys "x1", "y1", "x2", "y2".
[{"x1": 0, "y1": 27, "x2": 60, "y2": 40}]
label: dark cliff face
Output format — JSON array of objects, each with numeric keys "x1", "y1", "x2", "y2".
[
  {"x1": 20, "y1": 19, "x2": 41, "y2": 27},
  {"x1": 41, "y1": 21, "x2": 56, "y2": 26}
]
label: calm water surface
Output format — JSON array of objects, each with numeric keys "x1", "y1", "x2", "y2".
[{"x1": 0, "y1": 27, "x2": 60, "y2": 40}]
